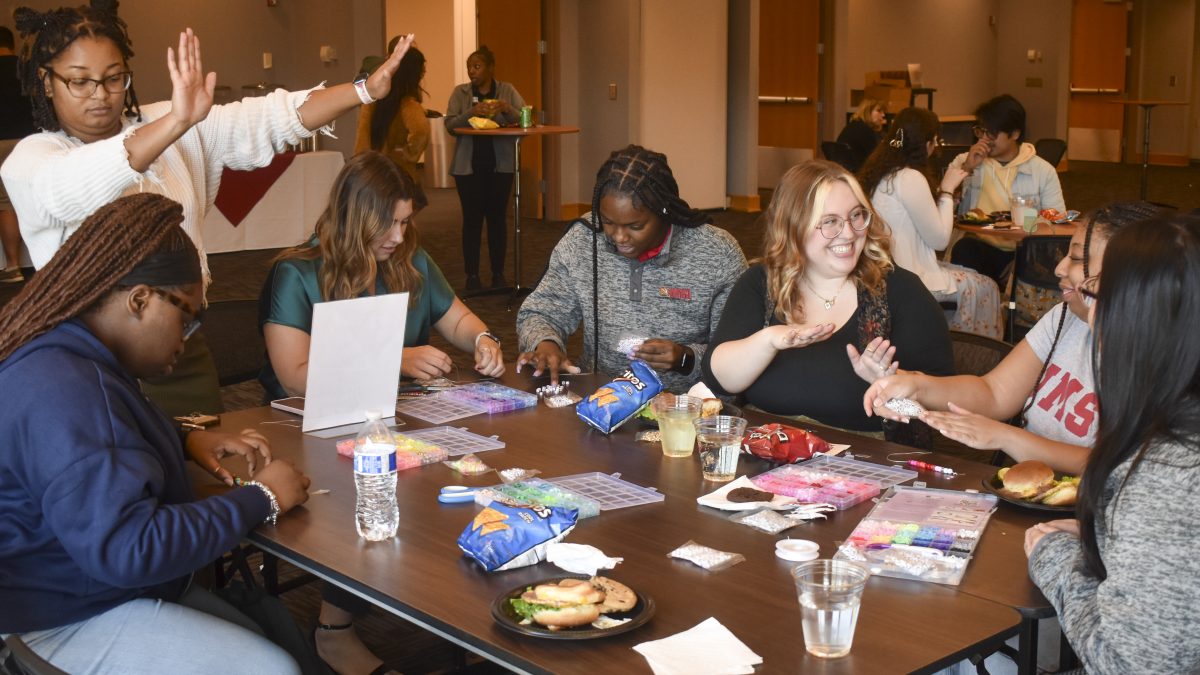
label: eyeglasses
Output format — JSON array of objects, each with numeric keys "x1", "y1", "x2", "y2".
[
  {"x1": 1078, "y1": 276, "x2": 1099, "y2": 308},
  {"x1": 45, "y1": 69, "x2": 132, "y2": 98},
  {"x1": 150, "y1": 287, "x2": 203, "y2": 340},
  {"x1": 817, "y1": 207, "x2": 872, "y2": 239},
  {"x1": 972, "y1": 125, "x2": 998, "y2": 140}
]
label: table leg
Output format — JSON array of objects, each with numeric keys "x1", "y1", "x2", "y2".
[
  {"x1": 1139, "y1": 104, "x2": 1153, "y2": 201},
  {"x1": 1016, "y1": 615, "x2": 1039, "y2": 675},
  {"x1": 507, "y1": 137, "x2": 530, "y2": 310}
]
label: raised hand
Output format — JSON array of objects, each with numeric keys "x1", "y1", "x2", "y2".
[
  {"x1": 847, "y1": 336, "x2": 898, "y2": 384},
  {"x1": 962, "y1": 137, "x2": 992, "y2": 172},
  {"x1": 366, "y1": 34, "x2": 415, "y2": 101},
  {"x1": 165, "y1": 28, "x2": 217, "y2": 129}
]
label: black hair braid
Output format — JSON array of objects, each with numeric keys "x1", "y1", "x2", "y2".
[
  {"x1": 588, "y1": 145, "x2": 711, "y2": 232},
  {"x1": 15, "y1": 0, "x2": 141, "y2": 132}
]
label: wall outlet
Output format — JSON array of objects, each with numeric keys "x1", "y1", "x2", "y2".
[
  {"x1": 262, "y1": 52, "x2": 272, "y2": 69},
  {"x1": 319, "y1": 45, "x2": 338, "y2": 64}
]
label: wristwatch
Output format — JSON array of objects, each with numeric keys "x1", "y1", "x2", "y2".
[
  {"x1": 675, "y1": 347, "x2": 695, "y2": 374},
  {"x1": 352, "y1": 72, "x2": 375, "y2": 105},
  {"x1": 475, "y1": 331, "x2": 501, "y2": 348}
]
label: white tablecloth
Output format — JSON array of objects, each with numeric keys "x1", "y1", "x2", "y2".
[{"x1": 203, "y1": 150, "x2": 344, "y2": 253}]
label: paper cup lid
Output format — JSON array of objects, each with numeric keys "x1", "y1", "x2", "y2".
[
  {"x1": 775, "y1": 539, "x2": 819, "y2": 554},
  {"x1": 776, "y1": 547, "x2": 820, "y2": 562}
]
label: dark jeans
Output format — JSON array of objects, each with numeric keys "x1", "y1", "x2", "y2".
[
  {"x1": 949, "y1": 236, "x2": 1014, "y2": 288},
  {"x1": 455, "y1": 170, "x2": 513, "y2": 279}
]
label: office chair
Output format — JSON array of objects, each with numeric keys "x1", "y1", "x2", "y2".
[
  {"x1": 1008, "y1": 235, "x2": 1070, "y2": 343},
  {"x1": 204, "y1": 298, "x2": 267, "y2": 387},
  {"x1": 0, "y1": 636, "x2": 67, "y2": 675},
  {"x1": 1034, "y1": 138, "x2": 1067, "y2": 168},
  {"x1": 820, "y1": 141, "x2": 857, "y2": 172}
]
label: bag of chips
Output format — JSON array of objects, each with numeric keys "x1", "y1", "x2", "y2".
[
  {"x1": 457, "y1": 502, "x2": 578, "y2": 572},
  {"x1": 741, "y1": 423, "x2": 831, "y2": 464},
  {"x1": 575, "y1": 360, "x2": 663, "y2": 434}
]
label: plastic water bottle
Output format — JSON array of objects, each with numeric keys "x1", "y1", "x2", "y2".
[{"x1": 353, "y1": 410, "x2": 398, "y2": 541}]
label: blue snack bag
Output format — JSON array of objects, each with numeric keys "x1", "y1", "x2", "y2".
[
  {"x1": 575, "y1": 360, "x2": 663, "y2": 434},
  {"x1": 457, "y1": 502, "x2": 578, "y2": 572}
]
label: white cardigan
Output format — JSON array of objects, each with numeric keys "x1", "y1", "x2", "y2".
[
  {"x1": 0, "y1": 87, "x2": 325, "y2": 276},
  {"x1": 871, "y1": 168, "x2": 955, "y2": 294}
]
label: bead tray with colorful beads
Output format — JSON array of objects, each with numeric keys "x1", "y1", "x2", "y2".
[
  {"x1": 749, "y1": 455, "x2": 917, "y2": 510},
  {"x1": 835, "y1": 486, "x2": 998, "y2": 585}
]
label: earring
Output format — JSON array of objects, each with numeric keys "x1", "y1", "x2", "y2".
[{"x1": 888, "y1": 128, "x2": 904, "y2": 149}]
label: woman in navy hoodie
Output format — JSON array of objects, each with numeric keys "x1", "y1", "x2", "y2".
[{"x1": 0, "y1": 193, "x2": 310, "y2": 674}]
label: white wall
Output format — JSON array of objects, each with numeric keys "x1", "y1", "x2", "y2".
[
  {"x1": 1131, "y1": 0, "x2": 1194, "y2": 160},
  {"x1": 572, "y1": 0, "x2": 635, "y2": 206},
  {"x1": 384, "y1": 0, "x2": 476, "y2": 115},
  {"x1": 726, "y1": 0, "x2": 759, "y2": 201},
  {"x1": 638, "y1": 0, "x2": 728, "y2": 210},
  {"x1": 994, "y1": 0, "x2": 1071, "y2": 141}
]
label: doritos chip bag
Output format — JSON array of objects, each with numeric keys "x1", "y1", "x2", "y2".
[
  {"x1": 741, "y1": 423, "x2": 831, "y2": 464},
  {"x1": 575, "y1": 360, "x2": 663, "y2": 434},
  {"x1": 457, "y1": 502, "x2": 577, "y2": 572}
]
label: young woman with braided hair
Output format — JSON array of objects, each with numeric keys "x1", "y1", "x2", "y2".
[
  {"x1": 0, "y1": 193, "x2": 311, "y2": 674},
  {"x1": 864, "y1": 201, "x2": 1166, "y2": 473},
  {"x1": 0, "y1": 0, "x2": 416, "y2": 417},
  {"x1": 516, "y1": 144, "x2": 747, "y2": 390}
]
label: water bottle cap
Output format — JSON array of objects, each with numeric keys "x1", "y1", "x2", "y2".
[{"x1": 364, "y1": 409, "x2": 382, "y2": 421}]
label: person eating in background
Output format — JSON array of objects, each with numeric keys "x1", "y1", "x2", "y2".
[
  {"x1": 948, "y1": 94, "x2": 1066, "y2": 287},
  {"x1": 836, "y1": 98, "x2": 885, "y2": 172},
  {"x1": 516, "y1": 144, "x2": 747, "y2": 392},
  {"x1": 704, "y1": 160, "x2": 953, "y2": 437}
]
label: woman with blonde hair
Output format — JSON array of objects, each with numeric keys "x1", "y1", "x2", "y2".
[
  {"x1": 703, "y1": 160, "x2": 953, "y2": 435},
  {"x1": 836, "y1": 98, "x2": 886, "y2": 172}
]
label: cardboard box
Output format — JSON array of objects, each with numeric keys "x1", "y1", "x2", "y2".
[
  {"x1": 864, "y1": 84, "x2": 911, "y2": 113},
  {"x1": 865, "y1": 70, "x2": 911, "y2": 88}
]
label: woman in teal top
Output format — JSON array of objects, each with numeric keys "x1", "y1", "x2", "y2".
[{"x1": 259, "y1": 151, "x2": 504, "y2": 675}]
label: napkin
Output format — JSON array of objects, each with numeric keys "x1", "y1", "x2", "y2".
[
  {"x1": 633, "y1": 617, "x2": 763, "y2": 675},
  {"x1": 695, "y1": 476, "x2": 797, "y2": 511},
  {"x1": 545, "y1": 543, "x2": 623, "y2": 576}
]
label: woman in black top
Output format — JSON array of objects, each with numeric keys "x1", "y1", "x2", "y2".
[
  {"x1": 703, "y1": 160, "x2": 953, "y2": 434},
  {"x1": 836, "y1": 99, "x2": 885, "y2": 172}
]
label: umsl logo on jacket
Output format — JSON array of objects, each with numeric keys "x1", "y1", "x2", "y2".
[
  {"x1": 658, "y1": 287, "x2": 691, "y2": 300},
  {"x1": 1033, "y1": 364, "x2": 1096, "y2": 439}
]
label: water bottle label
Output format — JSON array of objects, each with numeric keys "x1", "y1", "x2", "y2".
[{"x1": 354, "y1": 443, "x2": 397, "y2": 474}]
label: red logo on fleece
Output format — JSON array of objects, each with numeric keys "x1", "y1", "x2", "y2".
[
  {"x1": 1034, "y1": 364, "x2": 1097, "y2": 439},
  {"x1": 658, "y1": 287, "x2": 692, "y2": 300}
]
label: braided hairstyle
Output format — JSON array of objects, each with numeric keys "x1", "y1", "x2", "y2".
[
  {"x1": 14, "y1": 0, "x2": 142, "y2": 132},
  {"x1": 1018, "y1": 200, "x2": 1167, "y2": 425},
  {"x1": 0, "y1": 193, "x2": 194, "y2": 362},
  {"x1": 586, "y1": 145, "x2": 711, "y2": 233}
]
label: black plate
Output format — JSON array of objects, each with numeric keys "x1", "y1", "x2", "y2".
[
  {"x1": 491, "y1": 577, "x2": 654, "y2": 640},
  {"x1": 980, "y1": 475, "x2": 1074, "y2": 513},
  {"x1": 956, "y1": 216, "x2": 995, "y2": 226}
]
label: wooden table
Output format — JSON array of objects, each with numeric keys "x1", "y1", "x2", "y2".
[
  {"x1": 454, "y1": 125, "x2": 580, "y2": 308},
  {"x1": 1108, "y1": 99, "x2": 1187, "y2": 199},
  {"x1": 953, "y1": 221, "x2": 1076, "y2": 242},
  {"x1": 207, "y1": 373, "x2": 1056, "y2": 674}
]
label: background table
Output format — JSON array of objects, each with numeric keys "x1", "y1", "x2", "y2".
[
  {"x1": 455, "y1": 125, "x2": 580, "y2": 306},
  {"x1": 1108, "y1": 99, "x2": 1187, "y2": 200},
  {"x1": 953, "y1": 221, "x2": 1076, "y2": 242},
  {"x1": 203, "y1": 373, "x2": 1058, "y2": 674},
  {"x1": 202, "y1": 151, "x2": 344, "y2": 253}
]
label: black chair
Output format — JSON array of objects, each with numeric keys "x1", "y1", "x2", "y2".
[
  {"x1": 1008, "y1": 235, "x2": 1071, "y2": 343},
  {"x1": 0, "y1": 636, "x2": 67, "y2": 675},
  {"x1": 1034, "y1": 138, "x2": 1067, "y2": 168},
  {"x1": 204, "y1": 298, "x2": 266, "y2": 387},
  {"x1": 930, "y1": 331, "x2": 1017, "y2": 465},
  {"x1": 820, "y1": 141, "x2": 857, "y2": 172}
]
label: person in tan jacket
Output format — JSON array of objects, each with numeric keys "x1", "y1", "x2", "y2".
[{"x1": 354, "y1": 41, "x2": 429, "y2": 193}]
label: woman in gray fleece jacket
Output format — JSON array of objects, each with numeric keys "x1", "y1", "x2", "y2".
[
  {"x1": 516, "y1": 145, "x2": 746, "y2": 392},
  {"x1": 1025, "y1": 212, "x2": 1200, "y2": 674}
]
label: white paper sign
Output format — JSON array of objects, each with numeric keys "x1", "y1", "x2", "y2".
[{"x1": 302, "y1": 293, "x2": 408, "y2": 432}]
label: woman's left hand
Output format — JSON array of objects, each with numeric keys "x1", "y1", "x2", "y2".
[
  {"x1": 186, "y1": 428, "x2": 273, "y2": 486},
  {"x1": 633, "y1": 339, "x2": 683, "y2": 372},
  {"x1": 474, "y1": 336, "x2": 506, "y2": 377},
  {"x1": 366, "y1": 34, "x2": 415, "y2": 101},
  {"x1": 846, "y1": 337, "x2": 898, "y2": 384},
  {"x1": 1024, "y1": 519, "x2": 1080, "y2": 557},
  {"x1": 921, "y1": 402, "x2": 1015, "y2": 451}
]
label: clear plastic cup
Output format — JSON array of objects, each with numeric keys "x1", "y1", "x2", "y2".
[
  {"x1": 791, "y1": 559, "x2": 870, "y2": 658},
  {"x1": 1011, "y1": 194, "x2": 1040, "y2": 233},
  {"x1": 694, "y1": 415, "x2": 747, "y2": 482},
  {"x1": 651, "y1": 395, "x2": 703, "y2": 457}
]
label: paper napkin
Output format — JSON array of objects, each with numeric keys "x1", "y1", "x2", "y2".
[{"x1": 633, "y1": 617, "x2": 763, "y2": 675}]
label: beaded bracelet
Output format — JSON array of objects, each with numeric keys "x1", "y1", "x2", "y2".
[{"x1": 245, "y1": 480, "x2": 281, "y2": 525}]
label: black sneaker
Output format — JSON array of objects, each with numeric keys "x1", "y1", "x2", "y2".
[
  {"x1": 490, "y1": 273, "x2": 508, "y2": 289},
  {"x1": 465, "y1": 275, "x2": 482, "y2": 292}
]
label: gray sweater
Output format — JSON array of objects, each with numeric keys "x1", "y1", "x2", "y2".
[
  {"x1": 444, "y1": 81, "x2": 524, "y2": 175},
  {"x1": 1028, "y1": 438, "x2": 1200, "y2": 674},
  {"x1": 517, "y1": 220, "x2": 747, "y2": 392}
]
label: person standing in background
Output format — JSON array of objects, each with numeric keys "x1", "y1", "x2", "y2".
[
  {"x1": 445, "y1": 45, "x2": 524, "y2": 292},
  {"x1": 354, "y1": 37, "x2": 429, "y2": 197},
  {"x1": 0, "y1": 26, "x2": 35, "y2": 283}
]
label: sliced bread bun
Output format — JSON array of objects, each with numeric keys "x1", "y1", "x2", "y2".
[{"x1": 999, "y1": 460, "x2": 1055, "y2": 499}]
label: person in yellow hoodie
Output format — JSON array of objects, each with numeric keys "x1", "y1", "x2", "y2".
[{"x1": 948, "y1": 94, "x2": 1065, "y2": 285}]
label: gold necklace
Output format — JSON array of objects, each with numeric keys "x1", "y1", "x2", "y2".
[{"x1": 802, "y1": 277, "x2": 843, "y2": 310}]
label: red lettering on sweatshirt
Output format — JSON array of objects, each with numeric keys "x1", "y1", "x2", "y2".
[{"x1": 1034, "y1": 366, "x2": 1095, "y2": 439}]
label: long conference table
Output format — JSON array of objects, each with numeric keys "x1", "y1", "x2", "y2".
[{"x1": 206, "y1": 373, "x2": 1057, "y2": 674}]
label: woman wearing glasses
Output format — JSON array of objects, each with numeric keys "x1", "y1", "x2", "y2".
[
  {"x1": 0, "y1": 0, "x2": 415, "y2": 417},
  {"x1": 859, "y1": 107, "x2": 1002, "y2": 339},
  {"x1": 703, "y1": 160, "x2": 953, "y2": 436}
]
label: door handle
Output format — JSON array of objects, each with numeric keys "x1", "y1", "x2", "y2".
[
  {"x1": 1069, "y1": 87, "x2": 1120, "y2": 94},
  {"x1": 758, "y1": 95, "x2": 812, "y2": 104}
]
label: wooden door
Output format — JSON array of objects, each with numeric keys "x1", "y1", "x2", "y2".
[
  {"x1": 758, "y1": 0, "x2": 819, "y2": 186},
  {"x1": 477, "y1": 0, "x2": 543, "y2": 218},
  {"x1": 1067, "y1": 0, "x2": 1128, "y2": 162}
]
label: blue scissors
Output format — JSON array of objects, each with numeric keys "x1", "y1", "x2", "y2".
[{"x1": 438, "y1": 485, "x2": 477, "y2": 504}]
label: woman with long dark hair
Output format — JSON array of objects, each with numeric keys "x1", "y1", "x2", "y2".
[
  {"x1": 859, "y1": 107, "x2": 1002, "y2": 339},
  {"x1": 1024, "y1": 212, "x2": 1200, "y2": 672},
  {"x1": 354, "y1": 39, "x2": 428, "y2": 188}
]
